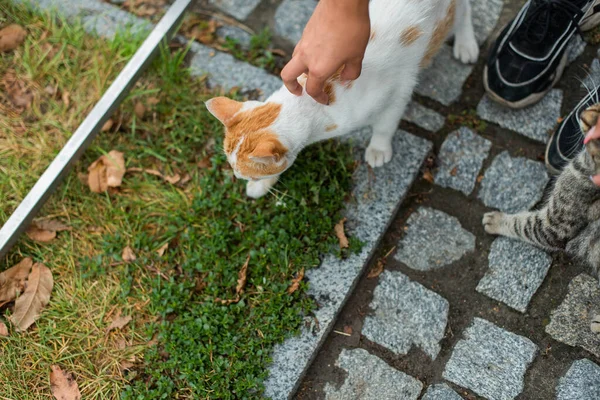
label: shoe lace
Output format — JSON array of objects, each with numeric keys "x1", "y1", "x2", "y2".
[{"x1": 518, "y1": 0, "x2": 584, "y2": 45}]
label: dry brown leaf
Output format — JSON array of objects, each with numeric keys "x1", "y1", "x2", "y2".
[
  {"x1": 218, "y1": 254, "x2": 250, "y2": 305},
  {"x1": 101, "y1": 119, "x2": 114, "y2": 132},
  {"x1": 0, "y1": 321, "x2": 8, "y2": 336},
  {"x1": 0, "y1": 257, "x2": 33, "y2": 304},
  {"x1": 450, "y1": 166, "x2": 458, "y2": 176},
  {"x1": 9, "y1": 263, "x2": 53, "y2": 332},
  {"x1": 122, "y1": 246, "x2": 136, "y2": 262},
  {"x1": 134, "y1": 102, "x2": 145, "y2": 119},
  {"x1": 334, "y1": 218, "x2": 349, "y2": 249},
  {"x1": 127, "y1": 168, "x2": 181, "y2": 185},
  {"x1": 147, "y1": 96, "x2": 160, "y2": 105},
  {"x1": 10, "y1": 90, "x2": 32, "y2": 108},
  {"x1": 422, "y1": 170, "x2": 434, "y2": 184},
  {"x1": 343, "y1": 325, "x2": 353, "y2": 335},
  {"x1": 61, "y1": 91, "x2": 70, "y2": 108},
  {"x1": 367, "y1": 259, "x2": 384, "y2": 279},
  {"x1": 107, "y1": 311, "x2": 132, "y2": 332},
  {"x1": 0, "y1": 24, "x2": 26, "y2": 53},
  {"x1": 286, "y1": 268, "x2": 304, "y2": 295},
  {"x1": 164, "y1": 173, "x2": 181, "y2": 184},
  {"x1": 35, "y1": 219, "x2": 70, "y2": 232},
  {"x1": 87, "y1": 150, "x2": 126, "y2": 193},
  {"x1": 120, "y1": 359, "x2": 135, "y2": 371},
  {"x1": 156, "y1": 242, "x2": 169, "y2": 257},
  {"x1": 476, "y1": 175, "x2": 484, "y2": 183},
  {"x1": 25, "y1": 226, "x2": 56, "y2": 243},
  {"x1": 50, "y1": 365, "x2": 81, "y2": 400},
  {"x1": 197, "y1": 155, "x2": 212, "y2": 169}
]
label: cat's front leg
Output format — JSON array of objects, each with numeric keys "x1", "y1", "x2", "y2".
[
  {"x1": 452, "y1": 0, "x2": 479, "y2": 64},
  {"x1": 246, "y1": 176, "x2": 278, "y2": 199},
  {"x1": 482, "y1": 211, "x2": 510, "y2": 236},
  {"x1": 365, "y1": 104, "x2": 406, "y2": 168}
]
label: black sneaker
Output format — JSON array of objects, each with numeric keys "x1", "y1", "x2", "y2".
[
  {"x1": 484, "y1": 0, "x2": 600, "y2": 109},
  {"x1": 546, "y1": 84, "x2": 600, "y2": 174}
]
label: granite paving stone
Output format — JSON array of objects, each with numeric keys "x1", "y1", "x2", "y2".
[
  {"x1": 556, "y1": 359, "x2": 600, "y2": 400},
  {"x1": 478, "y1": 151, "x2": 549, "y2": 213},
  {"x1": 476, "y1": 89, "x2": 563, "y2": 143},
  {"x1": 476, "y1": 238, "x2": 552, "y2": 313},
  {"x1": 208, "y1": 0, "x2": 261, "y2": 21},
  {"x1": 443, "y1": 318, "x2": 538, "y2": 400},
  {"x1": 435, "y1": 127, "x2": 492, "y2": 195},
  {"x1": 274, "y1": 0, "x2": 317, "y2": 44},
  {"x1": 189, "y1": 42, "x2": 282, "y2": 98},
  {"x1": 416, "y1": 46, "x2": 474, "y2": 106},
  {"x1": 422, "y1": 383, "x2": 463, "y2": 400},
  {"x1": 394, "y1": 207, "x2": 475, "y2": 271},
  {"x1": 264, "y1": 131, "x2": 432, "y2": 399},
  {"x1": 470, "y1": 0, "x2": 504, "y2": 45},
  {"x1": 546, "y1": 274, "x2": 600, "y2": 358},
  {"x1": 324, "y1": 348, "x2": 423, "y2": 400},
  {"x1": 403, "y1": 101, "x2": 446, "y2": 132},
  {"x1": 215, "y1": 25, "x2": 252, "y2": 49},
  {"x1": 362, "y1": 270, "x2": 449, "y2": 359}
]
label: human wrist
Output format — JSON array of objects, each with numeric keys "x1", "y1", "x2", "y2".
[{"x1": 321, "y1": 0, "x2": 370, "y2": 16}]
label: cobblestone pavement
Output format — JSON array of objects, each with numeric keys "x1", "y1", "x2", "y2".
[{"x1": 16, "y1": 0, "x2": 600, "y2": 398}]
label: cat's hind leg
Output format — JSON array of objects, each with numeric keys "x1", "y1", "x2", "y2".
[{"x1": 452, "y1": 0, "x2": 479, "y2": 64}]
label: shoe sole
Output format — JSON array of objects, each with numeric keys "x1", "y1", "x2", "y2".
[{"x1": 484, "y1": 0, "x2": 600, "y2": 110}]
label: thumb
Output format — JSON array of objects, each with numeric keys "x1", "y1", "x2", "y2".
[{"x1": 340, "y1": 58, "x2": 363, "y2": 82}]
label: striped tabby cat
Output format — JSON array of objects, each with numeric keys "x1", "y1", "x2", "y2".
[{"x1": 483, "y1": 104, "x2": 600, "y2": 274}]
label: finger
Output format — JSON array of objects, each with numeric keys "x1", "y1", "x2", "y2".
[
  {"x1": 591, "y1": 175, "x2": 600, "y2": 186},
  {"x1": 305, "y1": 71, "x2": 329, "y2": 105},
  {"x1": 281, "y1": 57, "x2": 307, "y2": 96},
  {"x1": 340, "y1": 58, "x2": 363, "y2": 82}
]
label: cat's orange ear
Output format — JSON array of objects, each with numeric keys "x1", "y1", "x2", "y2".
[
  {"x1": 249, "y1": 138, "x2": 288, "y2": 164},
  {"x1": 205, "y1": 97, "x2": 242, "y2": 125}
]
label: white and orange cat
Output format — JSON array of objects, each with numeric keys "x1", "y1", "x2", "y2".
[{"x1": 206, "y1": 0, "x2": 479, "y2": 198}]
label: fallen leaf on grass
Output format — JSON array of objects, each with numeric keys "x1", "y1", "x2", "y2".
[
  {"x1": 156, "y1": 242, "x2": 169, "y2": 257},
  {"x1": 0, "y1": 24, "x2": 26, "y2": 53},
  {"x1": 9, "y1": 263, "x2": 53, "y2": 332},
  {"x1": 87, "y1": 150, "x2": 126, "y2": 193},
  {"x1": 0, "y1": 257, "x2": 33, "y2": 304},
  {"x1": 101, "y1": 119, "x2": 114, "y2": 132},
  {"x1": 127, "y1": 167, "x2": 181, "y2": 185},
  {"x1": 25, "y1": 226, "x2": 56, "y2": 243},
  {"x1": 35, "y1": 219, "x2": 70, "y2": 232},
  {"x1": 50, "y1": 365, "x2": 81, "y2": 400},
  {"x1": 334, "y1": 218, "x2": 349, "y2": 249},
  {"x1": 134, "y1": 102, "x2": 145, "y2": 119},
  {"x1": 120, "y1": 359, "x2": 135, "y2": 371},
  {"x1": 218, "y1": 254, "x2": 250, "y2": 305},
  {"x1": 107, "y1": 311, "x2": 132, "y2": 332},
  {"x1": 0, "y1": 322, "x2": 8, "y2": 336},
  {"x1": 286, "y1": 268, "x2": 304, "y2": 295},
  {"x1": 61, "y1": 91, "x2": 70, "y2": 108},
  {"x1": 122, "y1": 246, "x2": 136, "y2": 262}
]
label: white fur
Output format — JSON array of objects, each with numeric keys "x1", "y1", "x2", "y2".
[{"x1": 244, "y1": 0, "x2": 478, "y2": 197}]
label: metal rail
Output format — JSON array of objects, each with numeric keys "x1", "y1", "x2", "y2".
[{"x1": 0, "y1": 0, "x2": 192, "y2": 260}]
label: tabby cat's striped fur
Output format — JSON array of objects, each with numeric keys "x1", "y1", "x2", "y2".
[{"x1": 483, "y1": 104, "x2": 600, "y2": 274}]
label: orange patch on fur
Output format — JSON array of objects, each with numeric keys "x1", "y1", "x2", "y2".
[
  {"x1": 400, "y1": 25, "x2": 423, "y2": 46},
  {"x1": 206, "y1": 97, "x2": 242, "y2": 124},
  {"x1": 420, "y1": 0, "x2": 456, "y2": 67},
  {"x1": 235, "y1": 133, "x2": 289, "y2": 178},
  {"x1": 223, "y1": 102, "x2": 282, "y2": 153},
  {"x1": 325, "y1": 124, "x2": 338, "y2": 132}
]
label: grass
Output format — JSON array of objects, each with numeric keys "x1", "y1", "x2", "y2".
[{"x1": 0, "y1": 3, "x2": 356, "y2": 399}]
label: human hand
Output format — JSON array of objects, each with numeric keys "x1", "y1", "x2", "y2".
[
  {"x1": 280, "y1": 0, "x2": 370, "y2": 105},
  {"x1": 584, "y1": 117, "x2": 600, "y2": 186}
]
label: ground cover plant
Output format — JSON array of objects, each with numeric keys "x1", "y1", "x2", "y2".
[{"x1": 0, "y1": 3, "x2": 356, "y2": 399}]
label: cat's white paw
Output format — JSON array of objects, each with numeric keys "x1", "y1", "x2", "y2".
[
  {"x1": 246, "y1": 177, "x2": 278, "y2": 199},
  {"x1": 483, "y1": 211, "x2": 505, "y2": 235},
  {"x1": 453, "y1": 35, "x2": 479, "y2": 64},
  {"x1": 365, "y1": 145, "x2": 393, "y2": 168}
]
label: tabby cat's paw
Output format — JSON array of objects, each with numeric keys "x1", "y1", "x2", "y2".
[
  {"x1": 246, "y1": 176, "x2": 278, "y2": 199},
  {"x1": 365, "y1": 145, "x2": 393, "y2": 168},
  {"x1": 453, "y1": 35, "x2": 479, "y2": 64},
  {"x1": 483, "y1": 211, "x2": 505, "y2": 235}
]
